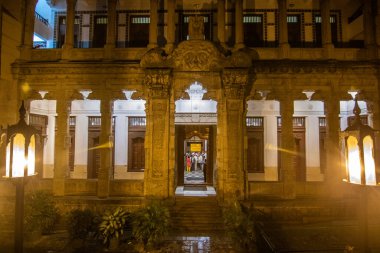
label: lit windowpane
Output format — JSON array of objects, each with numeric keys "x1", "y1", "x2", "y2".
[
  {"x1": 347, "y1": 136, "x2": 361, "y2": 184},
  {"x1": 363, "y1": 136, "x2": 376, "y2": 185}
]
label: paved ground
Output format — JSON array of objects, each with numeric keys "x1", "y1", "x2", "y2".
[{"x1": 19, "y1": 231, "x2": 237, "y2": 253}]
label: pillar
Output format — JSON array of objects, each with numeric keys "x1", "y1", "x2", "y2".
[
  {"x1": 320, "y1": 0, "x2": 332, "y2": 47},
  {"x1": 97, "y1": 96, "x2": 114, "y2": 198},
  {"x1": 217, "y1": 0, "x2": 226, "y2": 45},
  {"x1": 235, "y1": 0, "x2": 244, "y2": 48},
  {"x1": 376, "y1": 0, "x2": 380, "y2": 47},
  {"x1": 277, "y1": 0, "x2": 289, "y2": 57},
  {"x1": 366, "y1": 98, "x2": 380, "y2": 183},
  {"x1": 20, "y1": 0, "x2": 39, "y2": 60},
  {"x1": 114, "y1": 115, "x2": 127, "y2": 179},
  {"x1": 220, "y1": 70, "x2": 250, "y2": 201},
  {"x1": 73, "y1": 115, "x2": 88, "y2": 179},
  {"x1": 106, "y1": 0, "x2": 117, "y2": 48},
  {"x1": 149, "y1": 0, "x2": 158, "y2": 48},
  {"x1": 63, "y1": 0, "x2": 77, "y2": 49},
  {"x1": 363, "y1": 0, "x2": 376, "y2": 48},
  {"x1": 279, "y1": 94, "x2": 296, "y2": 199},
  {"x1": 166, "y1": 0, "x2": 176, "y2": 51},
  {"x1": 53, "y1": 96, "x2": 71, "y2": 196},
  {"x1": 324, "y1": 93, "x2": 342, "y2": 197},
  {"x1": 144, "y1": 70, "x2": 171, "y2": 198}
]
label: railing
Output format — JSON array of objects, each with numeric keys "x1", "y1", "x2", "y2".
[
  {"x1": 246, "y1": 117, "x2": 263, "y2": 127},
  {"x1": 277, "y1": 117, "x2": 305, "y2": 128},
  {"x1": 129, "y1": 117, "x2": 146, "y2": 127},
  {"x1": 35, "y1": 12, "x2": 49, "y2": 26}
]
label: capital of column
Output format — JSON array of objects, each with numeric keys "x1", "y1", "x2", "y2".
[
  {"x1": 145, "y1": 69, "x2": 171, "y2": 99},
  {"x1": 222, "y1": 69, "x2": 251, "y2": 99}
]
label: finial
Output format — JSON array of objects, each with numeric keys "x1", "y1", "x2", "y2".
[
  {"x1": 352, "y1": 95, "x2": 362, "y2": 126},
  {"x1": 19, "y1": 101, "x2": 26, "y2": 122}
]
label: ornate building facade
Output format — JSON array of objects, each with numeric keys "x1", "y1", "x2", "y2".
[{"x1": 0, "y1": 0, "x2": 379, "y2": 206}]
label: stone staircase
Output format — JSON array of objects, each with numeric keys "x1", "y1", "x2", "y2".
[{"x1": 170, "y1": 196, "x2": 225, "y2": 233}]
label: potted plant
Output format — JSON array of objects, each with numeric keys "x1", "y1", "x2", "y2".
[
  {"x1": 67, "y1": 208, "x2": 97, "y2": 249},
  {"x1": 132, "y1": 201, "x2": 170, "y2": 251},
  {"x1": 222, "y1": 201, "x2": 257, "y2": 252},
  {"x1": 98, "y1": 207, "x2": 129, "y2": 249},
  {"x1": 24, "y1": 190, "x2": 60, "y2": 237}
]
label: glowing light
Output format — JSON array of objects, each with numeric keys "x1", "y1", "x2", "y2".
[
  {"x1": 88, "y1": 141, "x2": 113, "y2": 150},
  {"x1": 27, "y1": 135, "x2": 36, "y2": 176},
  {"x1": 363, "y1": 136, "x2": 376, "y2": 185},
  {"x1": 21, "y1": 82, "x2": 31, "y2": 94},
  {"x1": 347, "y1": 136, "x2": 361, "y2": 184}
]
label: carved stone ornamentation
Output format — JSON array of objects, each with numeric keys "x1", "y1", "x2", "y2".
[
  {"x1": 169, "y1": 40, "x2": 224, "y2": 71},
  {"x1": 222, "y1": 70, "x2": 251, "y2": 99},
  {"x1": 188, "y1": 16, "x2": 205, "y2": 40},
  {"x1": 144, "y1": 70, "x2": 171, "y2": 98},
  {"x1": 140, "y1": 48, "x2": 168, "y2": 68}
]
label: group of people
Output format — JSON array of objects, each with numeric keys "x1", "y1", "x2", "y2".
[{"x1": 185, "y1": 152, "x2": 207, "y2": 172}]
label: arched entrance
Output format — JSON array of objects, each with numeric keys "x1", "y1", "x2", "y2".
[{"x1": 174, "y1": 82, "x2": 217, "y2": 193}]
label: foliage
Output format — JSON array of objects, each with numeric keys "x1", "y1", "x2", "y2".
[
  {"x1": 132, "y1": 201, "x2": 170, "y2": 250},
  {"x1": 24, "y1": 190, "x2": 60, "y2": 234},
  {"x1": 222, "y1": 201, "x2": 257, "y2": 252},
  {"x1": 98, "y1": 207, "x2": 129, "y2": 248},
  {"x1": 67, "y1": 208, "x2": 97, "y2": 240}
]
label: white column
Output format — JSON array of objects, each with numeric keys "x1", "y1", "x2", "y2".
[
  {"x1": 72, "y1": 115, "x2": 88, "y2": 179},
  {"x1": 114, "y1": 115, "x2": 128, "y2": 179},
  {"x1": 305, "y1": 116, "x2": 323, "y2": 181},
  {"x1": 264, "y1": 115, "x2": 279, "y2": 181},
  {"x1": 43, "y1": 114, "x2": 56, "y2": 178}
]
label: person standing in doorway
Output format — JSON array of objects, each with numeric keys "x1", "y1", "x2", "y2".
[
  {"x1": 186, "y1": 155, "x2": 191, "y2": 172},
  {"x1": 198, "y1": 153, "x2": 204, "y2": 171}
]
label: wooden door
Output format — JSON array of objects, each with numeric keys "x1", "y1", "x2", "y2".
[
  {"x1": 176, "y1": 125, "x2": 185, "y2": 186},
  {"x1": 129, "y1": 16, "x2": 149, "y2": 47},
  {"x1": 287, "y1": 15, "x2": 301, "y2": 47},
  {"x1": 244, "y1": 15, "x2": 263, "y2": 47},
  {"x1": 93, "y1": 16, "x2": 107, "y2": 48},
  {"x1": 131, "y1": 137, "x2": 145, "y2": 171}
]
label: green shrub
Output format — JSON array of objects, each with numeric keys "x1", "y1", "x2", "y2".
[
  {"x1": 223, "y1": 201, "x2": 257, "y2": 252},
  {"x1": 132, "y1": 201, "x2": 170, "y2": 250},
  {"x1": 67, "y1": 208, "x2": 97, "y2": 240},
  {"x1": 98, "y1": 207, "x2": 129, "y2": 248},
  {"x1": 24, "y1": 190, "x2": 59, "y2": 234}
]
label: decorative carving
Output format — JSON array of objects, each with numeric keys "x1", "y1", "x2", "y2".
[
  {"x1": 140, "y1": 48, "x2": 167, "y2": 68},
  {"x1": 188, "y1": 16, "x2": 204, "y2": 40},
  {"x1": 227, "y1": 50, "x2": 252, "y2": 68},
  {"x1": 169, "y1": 40, "x2": 224, "y2": 71},
  {"x1": 222, "y1": 70, "x2": 251, "y2": 99},
  {"x1": 144, "y1": 70, "x2": 171, "y2": 98}
]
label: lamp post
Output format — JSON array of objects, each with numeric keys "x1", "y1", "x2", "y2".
[
  {"x1": 341, "y1": 96, "x2": 378, "y2": 253},
  {"x1": 1, "y1": 101, "x2": 40, "y2": 253}
]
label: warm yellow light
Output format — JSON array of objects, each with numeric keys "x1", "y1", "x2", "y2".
[
  {"x1": 27, "y1": 135, "x2": 36, "y2": 176},
  {"x1": 363, "y1": 136, "x2": 376, "y2": 185},
  {"x1": 5, "y1": 134, "x2": 27, "y2": 178},
  {"x1": 347, "y1": 136, "x2": 361, "y2": 184}
]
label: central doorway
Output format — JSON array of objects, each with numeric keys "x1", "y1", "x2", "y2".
[{"x1": 176, "y1": 125, "x2": 215, "y2": 187}]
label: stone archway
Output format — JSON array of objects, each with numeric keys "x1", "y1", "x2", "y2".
[{"x1": 140, "y1": 34, "x2": 254, "y2": 201}]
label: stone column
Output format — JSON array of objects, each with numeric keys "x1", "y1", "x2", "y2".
[
  {"x1": 144, "y1": 70, "x2": 171, "y2": 198},
  {"x1": 149, "y1": 0, "x2": 158, "y2": 48},
  {"x1": 324, "y1": 93, "x2": 342, "y2": 197},
  {"x1": 166, "y1": 0, "x2": 176, "y2": 52},
  {"x1": 363, "y1": 0, "x2": 376, "y2": 49},
  {"x1": 63, "y1": 0, "x2": 77, "y2": 49},
  {"x1": 217, "y1": 0, "x2": 226, "y2": 45},
  {"x1": 277, "y1": 0, "x2": 289, "y2": 58},
  {"x1": 106, "y1": 0, "x2": 117, "y2": 48},
  {"x1": 73, "y1": 115, "x2": 88, "y2": 179},
  {"x1": 366, "y1": 98, "x2": 380, "y2": 183},
  {"x1": 376, "y1": 0, "x2": 380, "y2": 47},
  {"x1": 235, "y1": 0, "x2": 244, "y2": 48},
  {"x1": 97, "y1": 96, "x2": 114, "y2": 198},
  {"x1": 20, "y1": 0, "x2": 39, "y2": 60},
  {"x1": 278, "y1": 94, "x2": 296, "y2": 199},
  {"x1": 320, "y1": 0, "x2": 333, "y2": 58},
  {"x1": 220, "y1": 70, "x2": 251, "y2": 201},
  {"x1": 53, "y1": 96, "x2": 71, "y2": 196}
]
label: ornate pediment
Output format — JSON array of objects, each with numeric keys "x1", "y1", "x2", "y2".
[{"x1": 168, "y1": 40, "x2": 224, "y2": 71}]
